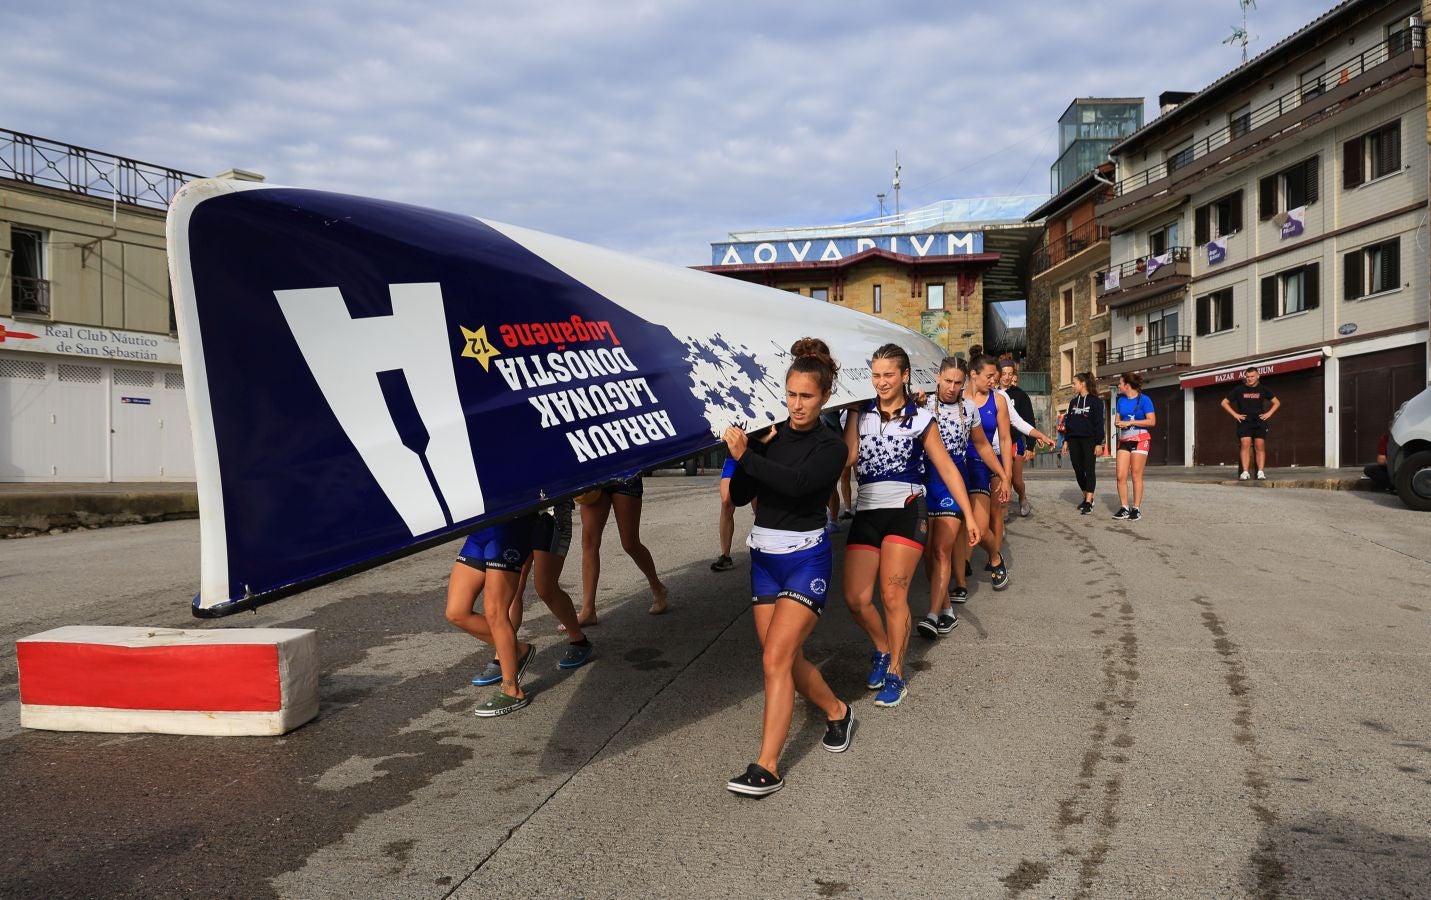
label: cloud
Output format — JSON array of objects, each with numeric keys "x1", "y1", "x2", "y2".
[{"x1": 0, "y1": 0, "x2": 1338, "y2": 264}]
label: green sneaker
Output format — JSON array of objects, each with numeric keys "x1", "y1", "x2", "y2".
[{"x1": 474, "y1": 690, "x2": 530, "y2": 717}]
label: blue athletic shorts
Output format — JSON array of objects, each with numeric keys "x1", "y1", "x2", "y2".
[
  {"x1": 750, "y1": 538, "x2": 832, "y2": 616},
  {"x1": 964, "y1": 458, "x2": 991, "y2": 496},
  {"x1": 926, "y1": 461, "x2": 967, "y2": 518},
  {"x1": 721, "y1": 457, "x2": 738, "y2": 479},
  {"x1": 1014, "y1": 435, "x2": 1026, "y2": 455},
  {"x1": 457, "y1": 514, "x2": 539, "y2": 572}
]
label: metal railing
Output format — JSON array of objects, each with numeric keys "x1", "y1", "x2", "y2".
[
  {"x1": 1112, "y1": 26, "x2": 1425, "y2": 197},
  {"x1": 0, "y1": 128, "x2": 202, "y2": 210},
  {"x1": 1095, "y1": 246, "x2": 1191, "y2": 289},
  {"x1": 1032, "y1": 219, "x2": 1109, "y2": 274},
  {"x1": 11, "y1": 275, "x2": 51, "y2": 317},
  {"x1": 1098, "y1": 335, "x2": 1190, "y2": 366}
]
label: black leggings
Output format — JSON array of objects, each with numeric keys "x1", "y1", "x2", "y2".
[{"x1": 1067, "y1": 437, "x2": 1099, "y2": 495}]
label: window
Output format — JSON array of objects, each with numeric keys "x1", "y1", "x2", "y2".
[
  {"x1": 1091, "y1": 273, "x2": 1106, "y2": 315},
  {"x1": 10, "y1": 227, "x2": 49, "y2": 317},
  {"x1": 926, "y1": 283, "x2": 945, "y2": 311},
  {"x1": 1229, "y1": 104, "x2": 1252, "y2": 140},
  {"x1": 1148, "y1": 221, "x2": 1179, "y2": 256},
  {"x1": 1387, "y1": 15, "x2": 1416, "y2": 55},
  {"x1": 1167, "y1": 141, "x2": 1194, "y2": 172},
  {"x1": 1060, "y1": 287, "x2": 1074, "y2": 327},
  {"x1": 1259, "y1": 156, "x2": 1319, "y2": 218},
  {"x1": 1343, "y1": 120, "x2": 1401, "y2": 188},
  {"x1": 1260, "y1": 263, "x2": 1320, "y2": 319},
  {"x1": 1091, "y1": 338, "x2": 1107, "y2": 374},
  {"x1": 810, "y1": 287, "x2": 829, "y2": 302},
  {"x1": 1195, "y1": 288, "x2": 1235, "y2": 335},
  {"x1": 1060, "y1": 348, "x2": 1075, "y2": 386},
  {"x1": 1147, "y1": 305, "x2": 1181, "y2": 348},
  {"x1": 1344, "y1": 238, "x2": 1401, "y2": 300},
  {"x1": 872, "y1": 284, "x2": 882, "y2": 314},
  {"x1": 1195, "y1": 191, "x2": 1244, "y2": 244},
  {"x1": 1299, "y1": 62, "x2": 1326, "y2": 103}
]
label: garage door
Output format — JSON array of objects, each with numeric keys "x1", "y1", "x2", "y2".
[{"x1": 1194, "y1": 368, "x2": 1325, "y2": 467}]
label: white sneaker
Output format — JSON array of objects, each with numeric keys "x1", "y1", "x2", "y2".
[
  {"x1": 1239, "y1": 471, "x2": 1251, "y2": 481},
  {"x1": 1019, "y1": 499, "x2": 1031, "y2": 517},
  {"x1": 1256, "y1": 470, "x2": 1267, "y2": 480}
]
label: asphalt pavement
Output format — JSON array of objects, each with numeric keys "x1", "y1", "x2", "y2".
[{"x1": 1, "y1": 476, "x2": 1428, "y2": 899}]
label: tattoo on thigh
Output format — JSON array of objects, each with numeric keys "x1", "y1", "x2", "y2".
[{"x1": 886, "y1": 573, "x2": 910, "y2": 589}]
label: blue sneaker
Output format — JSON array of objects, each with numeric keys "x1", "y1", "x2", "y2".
[
  {"x1": 874, "y1": 673, "x2": 908, "y2": 708},
  {"x1": 471, "y1": 659, "x2": 503, "y2": 686},
  {"x1": 558, "y1": 639, "x2": 594, "y2": 670},
  {"x1": 865, "y1": 651, "x2": 891, "y2": 690}
]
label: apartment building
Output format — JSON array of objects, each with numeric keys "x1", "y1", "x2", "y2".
[
  {"x1": 1095, "y1": 0, "x2": 1427, "y2": 468},
  {"x1": 0, "y1": 129, "x2": 215, "y2": 481}
]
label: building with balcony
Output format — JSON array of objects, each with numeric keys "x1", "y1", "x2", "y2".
[
  {"x1": 698, "y1": 196, "x2": 1046, "y2": 358},
  {"x1": 1097, "y1": 0, "x2": 1428, "y2": 468},
  {"x1": 0, "y1": 128, "x2": 234, "y2": 482},
  {"x1": 1050, "y1": 99, "x2": 1145, "y2": 194},
  {"x1": 1027, "y1": 163, "x2": 1117, "y2": 438}
]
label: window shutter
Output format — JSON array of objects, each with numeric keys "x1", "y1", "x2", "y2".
[
  {"x1": 1343, "y1": 137, "x2": 1364, "y2": 188},
  {"x1": 1304, "y1": 157, "x2": 1319, "y2": 206},
  {"x1": 1381, "y1": 123, "x2": 1401, "y2": 175},
  {"x1": 1304, "y1": 263, "x2": 1320, "y2": 310},
  {"x1": 1259, "y1": 175, "x2": 1277, "y2": 220},
  {"x1": 1219, "y1": 293, "x2": 1234, "y2": 332},
  {"x1": 1261, "y1": 275, "x2": 1278, "y2": 320},
  {"x1": 1384, "y1": 238, "x2": 1400, "y2": 290},
  {"x1": 1196, "y1": 295, "x2": 1210, "y2": 335},
  {"x1": 1195, "y1": 205, "x2": 1209, "y2": 245},
  {"x1": 1229, "y1": 190, "x2": 1244, "y2": 233},
  {"x1": 1344, "y1": 249, "x2": 1363, "y2": 301}
]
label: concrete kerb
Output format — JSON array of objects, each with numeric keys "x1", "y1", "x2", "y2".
[{"x1": 0, "y1": 490, "x2": 199, "y2": 537}]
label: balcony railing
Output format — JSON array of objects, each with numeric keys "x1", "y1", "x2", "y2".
[
  {"x1": 0, "y1": 128, "x2": 202, "y2": 210},
  {"x1": 1032, "y1": 219, "x2": 1109, "y2": 274},
  {"x1": 11, "y1": 275, "x2": 51, "y2": 317},
  {"x1": 1098, "y1": 335, "x2": 1191, "y2": 377},
  {"x1": 1104, "y1": 25, "x2": 1425, "y2": 209},
  {"x1": 1095, "y1": 247, "x2": 1191, "y2": 306}
]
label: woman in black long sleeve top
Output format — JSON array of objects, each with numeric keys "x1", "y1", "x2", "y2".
[
  {"x1": 1064, "y1": 372, "x2": 1106, "y2": 514},
  {"x1": 721, "y1": 338, "x2": 853, "y2": 798}
]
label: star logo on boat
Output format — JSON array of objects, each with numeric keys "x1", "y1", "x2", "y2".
[{"x1": 460, "y1": 325, "x2": 501, "y2": 372}]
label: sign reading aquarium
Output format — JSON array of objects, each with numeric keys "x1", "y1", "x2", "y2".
[{"x1": 712, "y1": 231, "x2": 983, "y2": 266}]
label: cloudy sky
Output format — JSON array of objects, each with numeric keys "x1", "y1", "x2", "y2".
[{"x1": 4, "y1": 0, "x2": 1339, "y2": 265}]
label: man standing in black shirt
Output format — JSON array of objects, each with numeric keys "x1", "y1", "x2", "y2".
[{"x1": 1220, "y1": 367, "x2": 1281, "y2": 480}]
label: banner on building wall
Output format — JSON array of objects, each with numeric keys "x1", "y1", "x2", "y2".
[
  {"x1": 1278, "y1": 206, "x2": 1306, "y2": 240},
  {"x1": 168, "y1": 180, "x2": 946, "y2": 616},
  {"x1": 1144, "y1": 251, "x2": 1172, "y2": 276},
  {"x1": 712, "y1": 231, "x2": 983, "y2": 266},
  {"x1": 1207, "y1": 237, "x2": 1227, "y2": 266},
  {"x1": 0, "y1": 316, "x2": 180, "y2": 365},
  {"x1": 1103, "y1": 268, "x2": 1121, "y2": 291}
]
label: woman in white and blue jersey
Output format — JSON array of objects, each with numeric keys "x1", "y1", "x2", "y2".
[
  {"x1": 918, "y1": 357, "x2": 1005, "y2": 637},
  {"x1": 841, "y1": 344, "x2": 981, "y2": 710},
  {"x1": 961, "y1": 356, "x2": 1015, "y2": 591},
  {"x1": 721, "y1": 337, "x2": 852, "y2": 798}
]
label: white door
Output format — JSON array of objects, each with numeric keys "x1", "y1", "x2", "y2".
[
  {"x1": 52, "y1": 361, "x2": 108, "y2": 480},
  {"x1": 158, "y1": 368, "x2": 195, "y2": 481},
  {"x1": 0, "y1": 353, "x2": 51, "y2": 481},
  {"x1": 111, "y1": 366, "x2": 163, "y2": 481}
]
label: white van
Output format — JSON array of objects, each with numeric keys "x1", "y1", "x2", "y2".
[{"x1": 1389, "y1": 385, "x2": 1431, "y2": 511}]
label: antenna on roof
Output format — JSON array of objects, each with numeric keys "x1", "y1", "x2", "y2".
[
  {"x1": 892, "y1": 151, "x2": 902, "y2": 218},
  {"x1": 1223, "y1": 0, "x2": 1257, "y2": 64}
]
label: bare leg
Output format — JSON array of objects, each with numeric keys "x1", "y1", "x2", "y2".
[
  {"x1": 577, "y1": 494, "x2": 612, "y2": 626},
  {"x1": 1239, "y1": 436, "x2": 1252, "y2": 474},
  {"x1": 1131, "y1": 453, "x2": 1148, "y2": 509},
  {"x1": 510, "y1": 556, "x2": 530, "y2": 633},
  {"x1": 985, "y1": 477, "x2": 1007, "y2": 566},
  {"x1": 482, "y1": 568, "x2": 528, "y2": 700},
  {"x1": 1254, "y1": 437, "x2": 1267, "y2": 473},
  {"x1": 752, "y1": 599, "x2": 839, "y2": 777},
  {"x1": 445, "y1": 563, "x2": 494, "y2": 644},
  {"x1": 925, "y1": 516, "x2": 959, "y2": 617},
  {"x1": 718, "y1": 478, "x2": 735, "y2": 557},
  {"x1": 533, "y1": 549, "x2": 584, "y2": 643},
  {"x1": 611, "y1": 492, "x2": 668, "y2": 614},
  {"x1": 878, "y1": 541, "x2": 924, "y2": 678},
  {"x1": 1011, "y1": 454, "x2": 1027, "y2": 503},
  {"x1": 952, "y1": 511, "x2": 974, "y2": 589},
  {"x1": 839, "y1": 467, "x2": 853, "y2": 514},
  {"x1": 1115, "y1": 450, "x2": 1131, "y2": 509},
  {"x1": 843, "y1": 547, "x2": 888, "y2": 653}
]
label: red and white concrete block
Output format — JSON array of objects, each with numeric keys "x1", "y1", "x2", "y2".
[{"x1": 17, "y1": 626, "x2": 319, "y2": 736}]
